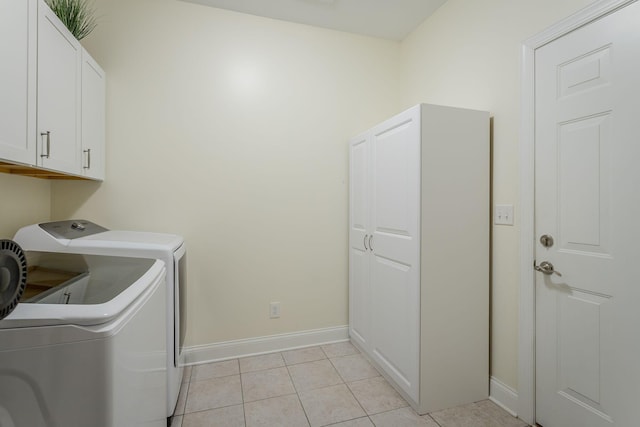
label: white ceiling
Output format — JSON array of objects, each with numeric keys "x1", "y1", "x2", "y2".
[{"x1": 180, "y1": 0, "x2": 447, "y2": 41}]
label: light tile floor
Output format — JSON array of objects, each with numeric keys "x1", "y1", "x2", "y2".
[{"x1": 170, "y1": 341, "x2": 530, "y2": 427}]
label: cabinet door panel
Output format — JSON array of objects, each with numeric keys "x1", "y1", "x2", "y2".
[
  {"x1": 37, "y1": 2, "x2": 81, "y2": 174},
  {"x1": 349, "y1": 247, "x2": 369, "y2": 347},
  {"x1": 0, "y1": 0, "x2": 36, "y2": 164},
  {"x1": 349, "y1": 134, "x2": 370, "y2": 349},
  {"x1": 369, "y1": 106, "x2": 421, "y2": 401},
  {"x1": 350, "y1": 136, "x2": 368, "y2": 235},
  {"x1": 81, "y1": 50, "x2": 106, "y2": 180},
  {"x1": 371, "y1": 255, "x2": 416, "y2": 388}
]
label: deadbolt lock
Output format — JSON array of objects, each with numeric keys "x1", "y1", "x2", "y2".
[{"x1": 540, "y1": 234, "x2": 554, "y2": 248}]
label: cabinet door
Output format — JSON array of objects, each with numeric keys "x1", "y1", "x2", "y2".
[
  {"x1": 369, "y1": 106, "x2": 421, "y2": 401},
  {"x1": 37, "y1": 1, "x2": 81, "y2": 174},
  {"x1": 349, "y1": 133, "x2": 371, "y2": 350},
  {"x1": 0, "y1": 0, "x2": 37, "y2": 164},
  {"x1": 81, "y1": 49, "x2": 106, "y2": 180}
]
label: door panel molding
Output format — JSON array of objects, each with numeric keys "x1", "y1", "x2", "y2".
[{"x1": 518, "y1": 0, "x2": 637, "y2": 424}]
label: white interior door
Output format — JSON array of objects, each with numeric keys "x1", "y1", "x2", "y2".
[
  {"x1": 535, "y1": 2, "x2": 640, "y2": 426},
  {"x1": 369, "y1": 107, "x2": 421, "y2": 401}
]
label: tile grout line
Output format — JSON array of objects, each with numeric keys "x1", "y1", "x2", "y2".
[
  {"x1": 286, "y1": 348, "x2": 339, "y2": 427},
  {"x1": 318, "y1": 345, "x2": 329, "y2": 360},
  {"x1": 171, "y1": 369, "x2": 191, "y2": 426},
  {"x1": 342, "y1": 375, "x2": 370, "y2": 420},
  {"x1": 293, "y1": 346, "x2": 371, "y2": 427},
  {"x1": 239, "y1": 353, "x2": 286, "y2": 375},
  {"x1": 283, "y1": 346, "x2": 329, "y2": 367},
  {"x1": 326, "y1": 354, "x2": 349, "y2": 384},
  {"x1": 425, "y1": 413, "x2": 443, "y2": 427},
  {"x1": 182, "y1": 359, "x2": 248, "y2": 424},
  {"x1": 325, "y1": 345, "x2": 387, "y2": 421},
  {"x1": 286, "y1": 362, "x2": 313, "y2": 427},
  {"x1": 238, "y1": 358, "x2": 247, "y2": 427}
]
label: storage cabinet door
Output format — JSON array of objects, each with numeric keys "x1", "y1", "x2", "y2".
[
  {"x1": 369, "y1": 106, "x2": 421, "y2": 401},
  {"x1": 37, "y1": 1, "x2": 81, "y2": 174},
  {"x1": 0, "y1": 0, "x2": 37, "y2": 164},
  {"x1": 81, "y1": 50, "x2": 106, "y2": 180},
  {"x1": 349, "y1": 133, "x2": 371, "y2": 349}
]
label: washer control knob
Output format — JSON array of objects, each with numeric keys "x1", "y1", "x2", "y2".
[{"x1": 71, "y1": 222, "x2": 86, "y2": 231}]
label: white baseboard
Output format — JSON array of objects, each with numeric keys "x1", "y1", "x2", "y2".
[
  {"x1": 489, "y1": 376, "x2": 519, "y2": 417},
  {"x1": 183, "y1": 325, "x2": 349, "y2": 365}
]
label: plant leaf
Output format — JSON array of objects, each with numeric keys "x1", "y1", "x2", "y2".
[{"x1": 46, "y1": 0, "x2": 97, "y2": 40}]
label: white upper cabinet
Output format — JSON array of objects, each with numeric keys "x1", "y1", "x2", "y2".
[
  {"x1": 0, "y1": 0, "x2": 105, "y2": 180},
  {"x1": 81, "y1": 50, "x2": 106, "y2": 180},
  {"x1": 37, "y1": 1, "x2": 82, "y2": 175},
  {"x1": 0, "y1": 0, "x2": 37, "y2": 165}
]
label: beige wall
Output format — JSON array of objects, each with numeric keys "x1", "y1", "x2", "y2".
[
  {"x1": 30, "y1": 0, "x2": 600, "y2": 394},
  {"x1": 399, "y1": 0, "x2": 593, "y2": 388},
  {"x1": 0, "y1": 174, "x2": 50, "y2": 239},
  {"x1": 51, "y1": 0, "x2": 401, "y2": 345}
]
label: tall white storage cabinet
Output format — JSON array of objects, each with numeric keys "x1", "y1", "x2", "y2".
[{"x1": 349, "y1": 104, "x2": 490, "y2": 414}]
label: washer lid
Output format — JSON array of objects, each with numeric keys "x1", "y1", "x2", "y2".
[
  {"x1": 70, "y1": 230, "x2": 184, "y2": 254},
  {"x1": 0, "y1": 240, "x2": 27, "y2": 320},
  {"x1": 0, "y1": 256, "x2": 164, "y2": 328}
]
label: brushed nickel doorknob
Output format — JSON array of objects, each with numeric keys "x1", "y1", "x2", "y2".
[{"x1": 535, "y1": 261, "x2": 562, "y2": 276}]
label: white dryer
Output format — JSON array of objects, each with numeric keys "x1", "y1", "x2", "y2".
[
  {"x1": 14, "y1": 220, "x2": 187, "y2": 417},
  {"x1": 0, "y1": 251, "x2": 167, "y2": 426}
]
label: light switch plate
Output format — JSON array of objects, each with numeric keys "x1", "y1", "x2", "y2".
[{"x1": 494, "y1": 204, "x2": 514, "y2": 226}]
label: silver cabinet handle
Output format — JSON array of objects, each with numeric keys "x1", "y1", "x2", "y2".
[
  {"x1": 363, "y1": 234, "x2": 368, "y2": 251},
  {"x1": 368, "y1": 235, "x2": 373, "y2": 251},
  {"x1": 83, "y1": 149, "x2": 91, "y2": 169},
  {"x1": 535, "y1": 261, "x2": 562, "y2": 276},
  {"x1": 40, "y1": 131, "x2": 50, "y2": 158}
]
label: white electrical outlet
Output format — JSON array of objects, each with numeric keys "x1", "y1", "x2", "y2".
[
  {"x1": 494, "y1": 204, "x2": 514, "y2": 226},
  {"x1": 270, "y1": 302, "x2": 281, "y2": 319}
]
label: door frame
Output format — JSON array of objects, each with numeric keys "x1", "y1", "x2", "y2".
[{"x1": 518, "y1": 0, "x2": 636, "y2": 424}]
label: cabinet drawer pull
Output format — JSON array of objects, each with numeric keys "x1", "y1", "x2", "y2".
[
  {"x1": 363, "y1": 234, "x2": 368, "y2": 251},
  {"x1": 40, "y1": 131, "x2": 50, "y2": 158},
  {"x1": 369, "y1": 235, "x2": 373, "y2": 251},
  {"x1": 83, "y1": 149, "x2": 91, "y2": 169}
]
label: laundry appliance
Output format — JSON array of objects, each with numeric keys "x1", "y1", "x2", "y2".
[
  {"x1": 0, "y1": 249, "x2": 167, "y2": 426},
  {"x1": 13, "y1": 220, "x2": 187, "y2": 417}
]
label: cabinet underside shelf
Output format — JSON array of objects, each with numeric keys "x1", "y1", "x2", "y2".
[{"x1": 0, "y1": 161, "x2": 89, "y2": 180}]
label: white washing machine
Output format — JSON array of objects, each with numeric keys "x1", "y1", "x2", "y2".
[
  {"x1": 14, "y1": 220, "x2": 187, "y2": 417},
  {"x1": 0, "y1": 251, "x2": 167, "y2": 427}
]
